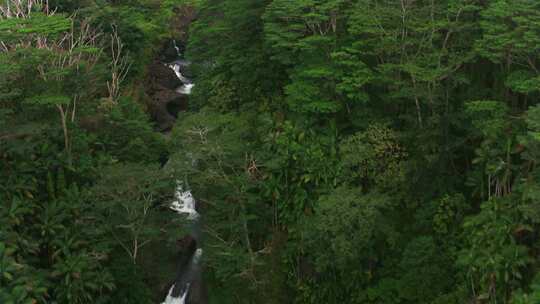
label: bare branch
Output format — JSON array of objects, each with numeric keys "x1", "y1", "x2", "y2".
[{"x1": 106, "y1": 24, "x2": 131, "y2": 104}]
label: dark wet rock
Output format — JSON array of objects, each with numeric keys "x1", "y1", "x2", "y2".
[
  {"x1": 148, "y1": 89, "x2": 174, "y2": 130},
  {"x1": 148, "y1": 61, "x2": 182, "y2": 90},
  {"x1": 160, "y1": 40, "x2": 182, "y2": 63},
  {"x1": 187, "y1": 274, "x2": 208, "y2": 304},
  {"x1": 154, "y1": 85, "x2": 186, "y2": 105},
  {"x1": 178, "y1": 63, "x2": 194, "y2": 79},
  {"x1": 169, "y1": 236, "x2": 201, "y2": 300},
  {"x1": 145, "y1": 61, "x2": 189, "y2": 130},
  {"x1": 149, "y1": 101, "x2": 175, "y2": 131},
  {"x1": 142, "y1": 4, "x2": 196, "y2": 131},
  {"x1": 177, "y1": 235, "x2": 197, "y2": 255}
]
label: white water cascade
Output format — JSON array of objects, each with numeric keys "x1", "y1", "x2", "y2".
[
  {"x1": 170, "y1": 185, "x2": 199, "y2": 220},
  {"x1": 166, "y1": 42, "x2": 194, "y2": 95},
  {"x1": 167, "y1": 62, "x2": 195, "y2": 95},
  {"x1": 162, "y1": 284, "x2": 189, "y2": 304},
  {"x1": 173, "y1": 40, "x2": 181, "y2": 56}
]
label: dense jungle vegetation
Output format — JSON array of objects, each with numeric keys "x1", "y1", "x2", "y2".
[{"x1": 1, "y1": 0, "x2": 540, "y2": 303}]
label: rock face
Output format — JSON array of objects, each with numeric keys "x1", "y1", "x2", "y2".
[
  {"x1": 177, "y1": 235, "x2": 197, "y2": 255},
  {"x1": 188, "y1": 277, "x2": 208, "y2": 304},
  {"x1": 149, "y1": 62, "x2": 183, "y2": 89},
  {"x1": 145, "y1": 61, "x2": 188, "y2": 131},
  {"x1": 159, "y1": 41, "x2": 182, "y2": 63},
  {"x1": 144, "y1": 5, "x2": 196, "y2": 132}
]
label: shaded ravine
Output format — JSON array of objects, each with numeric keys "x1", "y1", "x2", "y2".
[
  {"x1": 145, "y1": 39, "x2": 193, "y2": 132},
  {"x1": 161, "y1": 45, "x2": 201, "y2": 304}
]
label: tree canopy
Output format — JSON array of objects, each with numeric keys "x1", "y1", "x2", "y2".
[{"x1": 2, "y1": 0, "x2": 540, "y2": 303}]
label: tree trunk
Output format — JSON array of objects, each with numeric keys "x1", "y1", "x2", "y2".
[{"x1": 56, "y1": 104, "x2": 71, "y2": 165}]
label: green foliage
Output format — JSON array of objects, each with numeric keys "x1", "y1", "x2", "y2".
[
  {"x1": 304, "y1": 188, "x2": 389, "y2": 272},
  {"x1": 433, "y1": 193, "x2": 469, "y2": 237},
  {"x1": 4, "y1": 0, "x2": 540, "y2": 303},
  {"x1": 170, "y1": 108, "x2": 267, "y2": 281},
  {"x1": 187, "y1": 0, "x2": 279, "y2": 109},
  {"x1": 465, "y1": 100, "x2": 509, "y2": 138},
  {"x1": 523, "y1": 104, "x2": 540, "y2": 151},
  {"x1": 0, "y1": 142, "x2": 115, "y2": 303},
  {"x1": 263, "y1": 0, "x2": 351, "y2": 114},
  {"x1": 179, "y1": 0, "x2": 540, "y2": 303},
  {"x1": 0, "y1": 13, "x2": 71, "y2": 41},
  {"x1": 91, "y1": 163, "x2": 170, "y2": 266},
  {"x1": 397, "y1": 236, "x2": 454, "y2": 302},
  {"x1": 265, "y1": 120, "x2": 339, "y2": 224},
  {"x1": 0, "y1": 242, "x2": 48, "y2": 304},
  {"x1": 97, "y1": 97, "x2": 167, "y2": 163},
  {"x1": 340, "y1": 124, "x2": 406, "y2": 190},
  {"x1": 107, "y1": 256, "x2": 153, "y2": 304},
  {"x1": 511, "y1": 274, "x2": 540, "y2": 304},
  {"x1": 458, "y1": 199, "x2": 531, "y2": 302},
  {"x1": 0, "y1": 0, "x2": 184, "y2": 302}
]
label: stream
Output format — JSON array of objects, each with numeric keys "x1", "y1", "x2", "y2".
[{"x1": 161, "y1": 44, "x2": 201, "y2": 304}]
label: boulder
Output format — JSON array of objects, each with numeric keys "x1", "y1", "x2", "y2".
[
  {"x1": 176, "y1": 235, "x2": 197, "y2": 255},
  {"x1": 149, "y1": 102, "x2": 175, "y2": 131},
  {"x1": 148, "y1": 61, "x2": 182, "y2": 90},
  {"x1": 148, "y1": 85, "x2": 188, "y2": 131},
  {"x1": 167, "y1": 93, "x2": 189, "y2": 118},
  {"x1": 145, "y1": 59, "x2": 190, "y2": 131},
  {"x1": 187, "y1": 274, "x2": 208, "y2": 304},
  {"x1": 159, "y1": 40, "x2": 182, "y2": 63}
]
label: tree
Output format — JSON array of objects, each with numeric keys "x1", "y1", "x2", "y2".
[
  {"x1": 91, "y1": 163, "x2": 170, "y2": 265},
  {"x1": 1, "y1": 0, "x2": 102, "y2": 163}
]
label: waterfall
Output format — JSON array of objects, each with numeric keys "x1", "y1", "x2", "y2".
[
  {"x1": 166, "y1": 47, "x2": 194, "y2": 95},
  {"x1": 162, "y1": 183, "x2": 202, "y2": 304},
  {"x1": 162, "y1": 284, "x2": 189, "y2": 304},
  {"x1": 170, "y1": 184, "x2": 199, "y2": 220},
  {"x1": 177, "y1": 83, "x2": 195, "y2": 95},
  {"x1": 173, "y1": 40, "x2": 181, "y2": 57}
]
